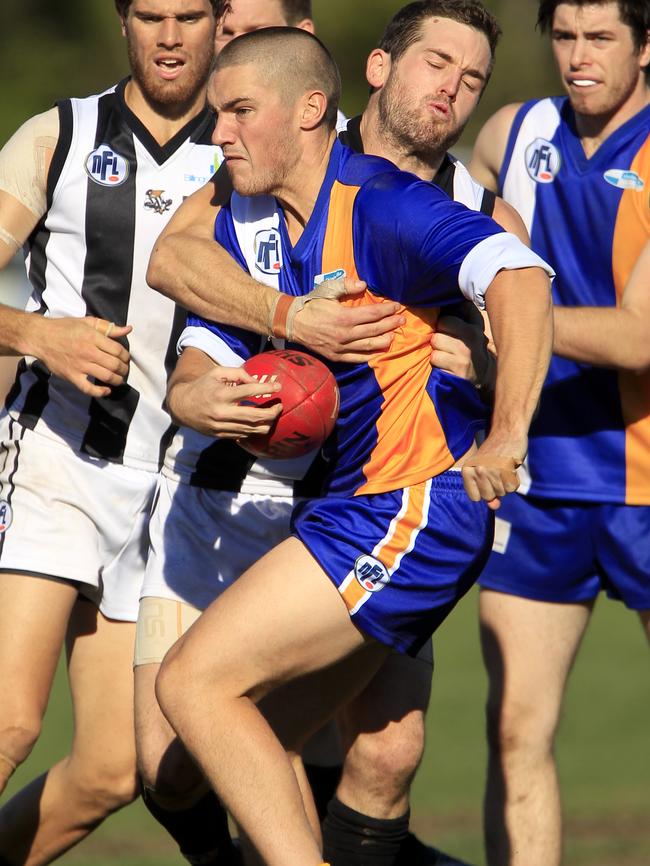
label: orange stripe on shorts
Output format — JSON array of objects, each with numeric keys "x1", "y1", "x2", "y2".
[{"x1": 339, "y1": 480, "x2": 431, "y2": 615}]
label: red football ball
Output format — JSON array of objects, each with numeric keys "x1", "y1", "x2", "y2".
[{"x1": 240, "y1": 349, "x2": 339, "y2": 459}]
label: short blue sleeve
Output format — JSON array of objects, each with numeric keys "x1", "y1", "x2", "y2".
[{"x1": 352, "y1": 171, "x2": 503, "y2": 306}]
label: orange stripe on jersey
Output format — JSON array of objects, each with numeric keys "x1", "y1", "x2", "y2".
[
  {"x1": 320, "y1": 181, "x2": 458, "y2": 497},
  {"x1": 612, "y1": 140, "x2": 650, "y2": 504}
]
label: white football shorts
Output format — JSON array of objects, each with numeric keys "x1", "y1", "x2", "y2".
[
  {"x1": 0, "y1": 416, "x2": 157, "y2": 621},
  {"x1": 140, "y1": 473, "x2": 295, "y2": 610}
]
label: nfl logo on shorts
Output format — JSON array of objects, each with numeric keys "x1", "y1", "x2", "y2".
[
  {"x1": 354, "y1": 555, "x2": 390, "y2": 593},
  {"x1": 0, "y1": 501, "x2": 13, "y2": 533}
]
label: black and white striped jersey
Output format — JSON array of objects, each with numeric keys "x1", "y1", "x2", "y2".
[{"x1": 6, "y1": 79, "x2": 218, "y2": 471}]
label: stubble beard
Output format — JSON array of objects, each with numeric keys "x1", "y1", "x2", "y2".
[
  {"x1": 230, "y1": 129, "x2": 300, "y2": 199},
  {"x1": 568, "y1": 74, "x2": 641, "y2": 123},
  {"x1": 378, "y1": 76, "x2": 465, "y2": 162}
]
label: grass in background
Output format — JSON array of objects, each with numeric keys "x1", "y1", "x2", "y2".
[{"x1": 4, "y1": 587, "x2": 648, "y2": 865}]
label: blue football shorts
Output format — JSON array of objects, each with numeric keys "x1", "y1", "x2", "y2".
[
  {"x1": 291, "y1": 471, "x2": 494, "y2": 655},
  {"x1": 478, "y1": 492, "x2": 650, "y2": 610}
]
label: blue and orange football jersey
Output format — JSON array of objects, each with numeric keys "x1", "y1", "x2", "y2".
[
  {"x1": 500, "y1": 97, "x2": 650, "y2": 504},
  {"x1": 191, "y1": 140, "x2": 546, "y2": 497}
]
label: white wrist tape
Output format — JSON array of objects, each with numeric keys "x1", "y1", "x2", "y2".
[{"x1": 281, "y1": 272, "x2": 348, "y2": 341}]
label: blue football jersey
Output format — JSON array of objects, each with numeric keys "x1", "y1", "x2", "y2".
[
  {"x1": 192, "y1": 140, "x2": 547, "y2": 498},
  {"x1": 500, "y1": 97, "x2": 650, "y2": 504}
]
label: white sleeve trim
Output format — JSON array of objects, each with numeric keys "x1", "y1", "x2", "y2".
[
  {"x1": 336, "y1": 110, "x2": 349, "y2": 133},
  {"x1": 177, "y1": 326, "x2": 245, "y2": 367},
  {"x1": 458, "y1": 233, "x2": 555, "y2": 309}
]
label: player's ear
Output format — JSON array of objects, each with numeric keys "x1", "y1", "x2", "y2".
[
  {"x1": 300, "y1": 90, "x2": 328, "y2": 130},
  {"x1": 296, "y1": 18, "x2": 315, "y2": 34},
  {"x1": 119, "y1": 16, "x2": 127, "y2": 38},
  {"x1": 639, "y1": 28, "x2": 650, "y2": 70},
  {"x1": 366, "y1": 48, "x2": 390, "y2": 90}
]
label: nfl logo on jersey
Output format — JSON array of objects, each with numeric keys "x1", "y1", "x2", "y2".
[
  {"x1": 254, "y1": 228, "x2": 282, "y2": 275},
  {"x1": 85, "y1": 145, "x2": 130, "y2": 187},
  {"x1": 525, "y1": 138, "x2": 561, "y2": 184}
]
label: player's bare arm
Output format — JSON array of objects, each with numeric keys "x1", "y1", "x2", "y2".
[
  {"x1": 433, "y1": 199, "x2": 530, "y2": 392},
  {"x1": 167, "y1": 345, "x2": 282, "y2": 439},
  {"x1": 0, "y1": 111, "x2": 131, "y2": 398},
  {"x1": 461, "y1": 265, "x2": 553, "y2": 508},
  {"x1": 468, "y1": 103, "x2": 523, "y2": 191},
  {"x1": 491, "y1": 196, "x2": 530, "y2": 244},
  {"x1": 552, "y1": 239, "x2": 650, "y2": 371},
  {"x1": 148, "y1": 177, "x2": 405, "y2": 363}
]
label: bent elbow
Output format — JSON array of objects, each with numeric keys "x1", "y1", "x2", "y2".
[
  {"x1": 146, "y1": 243, "x2": 169, "y2": 296},
  {"x1": 624, "y1": 354, "x2": 650, "y2": 375},
  {"x1": 616, "y1": 326, "x2": 650, "y2": 373}
]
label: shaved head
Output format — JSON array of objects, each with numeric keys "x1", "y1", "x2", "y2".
[{"x1": 214, "y1": 27, "x2": 341, "y2": 128}]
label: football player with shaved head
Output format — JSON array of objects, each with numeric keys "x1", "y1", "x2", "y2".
[
  {"x1": 153, "y1": 24, "x2": 552, "y2": 866},
  {"x1": 139, "y1": 4, "x2": 531, "y2": 866},
  {"x1": 0, "y1": 2, "x2": 403, "y2": 863}
]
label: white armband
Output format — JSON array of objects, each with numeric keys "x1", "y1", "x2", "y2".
[
  {"x1": 459, "y1": 233, "x2": 555, "y2": 309},
  {"x1": 177, "y1": 325, "x2": 246, "y2": 367}
]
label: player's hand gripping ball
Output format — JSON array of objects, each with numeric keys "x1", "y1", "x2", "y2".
[{"x1": 240, "y1": 349, "x2": 339, "y2": 459}]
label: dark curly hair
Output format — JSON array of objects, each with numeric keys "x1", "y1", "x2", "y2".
[
  {"x1": 378, "y1": 0, "x2": 502, "y2": 78},
  {"x1": 537, "y1": 0, "x2": 649, "y2": 81},
  {"x1": 537, "y1": 0, "x2": 650, "y2": 53}
]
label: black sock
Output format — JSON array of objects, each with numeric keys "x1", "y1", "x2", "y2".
[
  {"x1": 322, "y1": 796, "x2": 410, "y2": 866},
  {"x1": 141, "y1": 785, "x2": 238, "y2": 864},
  {"x1": 303, "y1": 762, "x2": 342, "y2": 823}
]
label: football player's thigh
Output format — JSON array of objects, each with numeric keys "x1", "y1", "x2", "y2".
[
  {"x1": 66, "y1": 600, "x2": 138, "y2": 772},
  {"x1": 0, "y1": 574, "x2": 77, "y2": 726},
  {"x1": 172, "y1": 536, "x2": 377, "y2": 702},
  {"x1": 259, "y1": 643, "x2": 390, "y2": 753},
  {"x1": 480, "y1": 589, "x2": 592, "y2": 725}
]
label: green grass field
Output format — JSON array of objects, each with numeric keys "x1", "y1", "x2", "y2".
[{"x1": 4, "y1": 587, "x2": 649, "y2": 865}]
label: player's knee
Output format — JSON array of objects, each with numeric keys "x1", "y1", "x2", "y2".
[
  {"x1": 67, "y1": 758, "x2": 139, "y2": 819},
  {"x1": 345, "y1": 720, "x2": 425, "y2": 796},
  {"x1": 138, "y1": 745, "x2": 166, "y2": 794},
  {"x1": 0, "y1": 718, "x2": 43, "y2": 779},
  {"x1": 485, "y1": 694, "x2": 556, "y2": 761},
  {"x1": 147, "y1": 771, "x2": 207, "y2": 810},
  {"x1": 137, "y1": 723, "x2": 173, "y2": 792},
  {"x1": 139, "y1": 737, "x2": 204, "y2": 806},
  {"x1": 155, "y1": 646, "x2": 193, "y2": 725}
]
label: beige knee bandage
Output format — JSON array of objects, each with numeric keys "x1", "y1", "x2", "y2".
[{"x1": 134, "y1": 596, "x2": 201, "y2": 666}]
